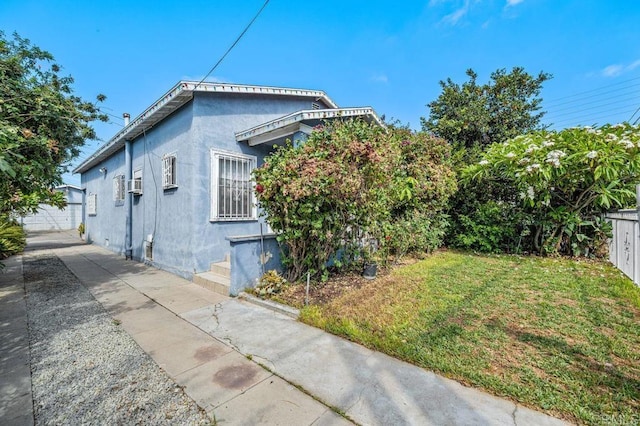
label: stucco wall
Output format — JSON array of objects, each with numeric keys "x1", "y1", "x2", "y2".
[
  {"x1": 128, "y1": 101, "x2": 195, "y2": 277},
  {"x1": 228, "y1": 234, "x2": 282, "y2": 296},
  {"x1": 187, "y1": 92, "x2": 316, "y2": 274},
  {"x1": 80, "y1": 90, "x2": 323, "y2": 283},
  {"x1": 81, "y1": 151, "x2": 127, "y2": 253}
]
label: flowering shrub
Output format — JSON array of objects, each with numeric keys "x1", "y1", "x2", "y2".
[
  {"x1": 253, "y1": 120, "x2": 456, "y2": 281},
  {"x1": 466, "y1": 123, "x2": 640, "y2": 255},
  {"x1": 254, "y1": 119, "x2": 394, "y2": 281}
]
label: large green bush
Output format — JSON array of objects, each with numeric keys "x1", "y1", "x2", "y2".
[
  {"x1": 464, "y1": 123, "x2": 640, "y2": 256},
  {"x1": 253, "y1": 120, "x2": 456, "y2": 281},
  {"x1": 382, "y1": 128, "x2": 456, "y2": 258}
]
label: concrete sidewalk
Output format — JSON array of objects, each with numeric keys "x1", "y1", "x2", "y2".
[
  {"x1": 12, "y1": 231, "x2": 569, "y2": 425},
  {"x1": 0, "y1": 255, "x2": 33, "y2": 426}
]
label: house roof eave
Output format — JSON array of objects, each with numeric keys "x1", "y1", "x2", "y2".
[
  {"x1": 73, "y1": 81, "x2": 340, "y2": 174},
  {"x1": 235, "y1": 107, "x2": 385, "y2": 146}
]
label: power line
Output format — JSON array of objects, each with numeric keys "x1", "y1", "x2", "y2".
[
  {"x1": 104, "y1": 111, "x2": 125, "y2": 125},
  {"x1": 544, "y1": 75, "x2": 640, "y2": 105},
  {"x1": 545, "y1": 93, "x2": 639, "y2": 117},
  {"x1": 195, "y1": 0, "x2": 270, "y2": 88},
  {"x1": 629, "y1": 104, "x2": 640, "y2": 123},
  {"x1": 547, "y1": 97, "x2": 639, "y2": 120},
  {"x1": 544, "y1": 82, "x2": 640, "y2": 109},
  {"x1": 541, "y1": 73, "x2": 640, "y2": 128},
  {"x1": 548, "y1": 104, "x2": 640, "y2": 127}
]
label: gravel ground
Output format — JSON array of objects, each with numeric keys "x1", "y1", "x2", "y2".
[{"x1": 23, "y1": 253, "x2": 211, "y2": 425}]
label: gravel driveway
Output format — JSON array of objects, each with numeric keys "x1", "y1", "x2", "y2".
[{"x1": 23, "y1": 253, "x2": 211, "y2": 425}]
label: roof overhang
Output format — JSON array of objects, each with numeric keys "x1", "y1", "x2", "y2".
[
  {"x1": 55, "y1": 184, "x2": 82, "y2": 191},
  {"x1": 235, "y1": 107, "x2": 384, "y2": 146},
  {"x1": 73, "y1": 81, "x2": 338, "y2": 174}
]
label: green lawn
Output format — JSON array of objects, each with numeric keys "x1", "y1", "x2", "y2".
[{"x1": 296, "y1": 251, "x2": 640, "y2": 425}]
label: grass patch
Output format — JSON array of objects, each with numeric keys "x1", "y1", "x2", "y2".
[{"x1": 284, "y1": 251, "x2": 640, "y2": 425}]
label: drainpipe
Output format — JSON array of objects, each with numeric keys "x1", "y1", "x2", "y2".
[{"x1": 124, "y1": 113, "x2": 133, "y2": 259}]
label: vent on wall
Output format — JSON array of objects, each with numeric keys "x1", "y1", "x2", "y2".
[
  {"x1": 145, "y1": 241, "x2": 153, "y2": 260},
  {"x1": 311, "y1": 102, "x2": 320, "y2": 110}
]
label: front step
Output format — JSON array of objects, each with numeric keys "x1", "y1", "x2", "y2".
[
  {"x1": 193, "y1": 257, "x2": 232, "y2": 296},
  {"x1": 210, "y1": 260, "x2": 231, "y2": 278},
  {"x1": 193, "y1": 271, "x2": 230, "y2": 296}
]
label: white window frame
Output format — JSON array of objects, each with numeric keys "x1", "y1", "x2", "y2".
[
  {"x1": 210, "y1": 149, "x2": 257, "y2": 221},
  {"x1": 87, "y1": 193, "x2": 97, "y2": 216},
  {"x1": 162, "y1": 153, "x2": 177, "y2": 189},
  {"x1": 113, "y1": 174, "x2": 125, "y2": 204}
]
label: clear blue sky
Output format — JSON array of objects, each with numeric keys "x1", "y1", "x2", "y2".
[{"x1": 1, "y1": 0, "x2": 639, "y2": 186}]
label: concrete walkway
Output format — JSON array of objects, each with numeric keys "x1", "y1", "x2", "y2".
[
  {"x1": 2, "y1": 231, "x2": 569, "y2": 425},
  {"x1": 0, "y1": 255, "x2": 33, "y2": 426}
]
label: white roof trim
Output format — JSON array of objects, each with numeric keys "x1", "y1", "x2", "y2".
[
  {"x1": 235, "y1": 107, "x2": 384, "y2": 145},
  {"x1": 55, "y1": 184, "x2": 83, "y2": 191},
  {"x1": 73, "y1": 81, "x2": 339, "y2": 174}
]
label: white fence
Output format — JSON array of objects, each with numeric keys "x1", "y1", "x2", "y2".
[{"x1": 606, "y1": 208, "x2": 640, "y2": 286}]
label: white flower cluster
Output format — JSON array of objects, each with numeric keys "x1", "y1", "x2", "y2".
[
  {"x1": 619, "y1": 139, "x2": 635, "y2": 149},
  {"x1": 545, "y1": 150, "x2": 566, "y2": 168},
  {"x1": 586, "y1": 150, "x2": 598, "y2": 159},
  {"x1": 524, "y1": 144, "x2": 540, "y2": 154},
  {"x1": 526, "y1": 163, "x2": 541, "y2": 173},
  {"x1": 479, "y1": 159, "x2": 489, "y2": 166},
  {"x1": 519, "y1": 186, "x2": 536, "y2": 200}
]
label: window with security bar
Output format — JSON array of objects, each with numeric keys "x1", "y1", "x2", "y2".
[
  {"x1": 87, "y1": 193, "x2": 97, "y2": 216},
  {"x1": 211, "y1": 150, "x2": 256, "y2": 221},
  {"x1": 113, "y1": 174, "x2": 125, "y2": 204},
  {"x1": 162, "y1": 154, "x2": 177, "y2": 189}
]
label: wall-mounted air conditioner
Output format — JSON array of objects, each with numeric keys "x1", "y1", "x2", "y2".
[{"x1": 127, "y1": 178, "x2": 142, "y2": 195}]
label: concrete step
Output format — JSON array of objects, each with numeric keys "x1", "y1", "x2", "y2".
[
  {"x1": 210, "y1": 260, "x2": 231, "y2": 278},
  {"x1": 193, "y1": 271, "x2": 230, "y2": 296}
]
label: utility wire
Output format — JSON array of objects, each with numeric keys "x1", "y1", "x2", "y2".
[
  {"x1": 544, "y1": 75, "x2": 640, "y2": 105},
  {"x1": 547, "y1": 98, "x2": 639, "y2": 120},
  {"x1": 546, "y1": 94, "x2": 639, "y2": 117},
  {"x1": 195, "y1": 0, "x2": 270, "y2": 88},
  {"x1": 628, "y1": 104, "x2": 640, "y2": 123},
  {"x1": 544, "y1": 83, "x2": 640, "y2": 109},
  {"x1": 549, "y1": 105, "x2": 640, "y2": 127}
]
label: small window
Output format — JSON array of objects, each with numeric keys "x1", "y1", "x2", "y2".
[
  {"x1": 162, "y1": 154, "x2": 177, "y2": 189},
  {"x1": 87, "y1": 193, "x2": 97, "y2": 216},
  {"x1": 113, "y1": 175, "x2": 125, "y2": 204},
  {"x1": 211, "y1": 150, "x2": 257, "y2": 221}
]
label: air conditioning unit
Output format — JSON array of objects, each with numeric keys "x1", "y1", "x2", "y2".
[{"x1": 127, "y1": 178, "x2": 142, "y2": 195}]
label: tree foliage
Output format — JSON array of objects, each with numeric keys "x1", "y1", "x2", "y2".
[
  {"x1": 0, "y1": 31, "x2": 107, "y2": 215},
  {"x1": 422, "y1": 67, "x2": 551, "y2": 152},
  {"x1": 465, "y1": 123, "x2": 640, "y2": 256},
  {"x1": 253, "y1": 119, "x2": 456, "y2": 281}
]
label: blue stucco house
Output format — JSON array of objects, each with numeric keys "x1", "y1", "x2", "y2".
[{"x1": 74, "y1": 81, "x2": 381, "y2": 295}]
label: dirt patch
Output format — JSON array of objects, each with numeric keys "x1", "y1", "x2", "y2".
[{"x1": 275, "y1": 258, "x2": 419, "y2": 308}]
